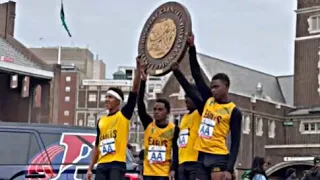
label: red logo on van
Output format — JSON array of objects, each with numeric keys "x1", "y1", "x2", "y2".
[{"x1": 27, "y1": 133, "x2": 96, "y2": 179}]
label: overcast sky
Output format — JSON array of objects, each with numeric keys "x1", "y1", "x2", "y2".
[{"x1": 6, "y1": 0, "x2": 296, "y2": 78}]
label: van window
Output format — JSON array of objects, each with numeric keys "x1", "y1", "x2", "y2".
[
  {"x1": 40, "y1": 133, "x2": 61, "y2": 147},
  {"x1": 0, "y1": 131, "x2": 43, "y2": 165}
]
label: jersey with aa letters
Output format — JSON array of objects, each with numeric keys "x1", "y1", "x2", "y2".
[
  {"x1": 194, "y1": 97, "x2": 236, "y2": 154},
  {"x1": 97, "y1": 111, "x2": 130, "y2": 164},
  {"x1": 178, "y1": 110, "x2": 201, "y2": 164},
  {"x1": 143, "y1": 121, "x2": 175, "y2": 177}
]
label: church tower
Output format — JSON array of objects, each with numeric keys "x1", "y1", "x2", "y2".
[{"x1": 294, "y1": 0, "x2": 320, "y2": 107}]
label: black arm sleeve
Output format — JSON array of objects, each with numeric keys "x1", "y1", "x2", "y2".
[
  {"x1": 227, "y1": 107, "x2": 242, "y2": 173},
  {"x1": 137, "y1": 80, "x2": 153, "y2": 129},
  {"x1": 121, "y1": 91, "x2": 138, "y2": 120},
  {"x1": 171, "y1": 122, "x2": 179, "y2": 171},
  {"x1": 95, "y1": 119, "x2": 100, "y2": 147},
  {"x1": 189, "y1": 46, "x2": 212, "y2": 101},
  {"x1": 173, "y1": 69, "x2": 205, "y2": 114}
]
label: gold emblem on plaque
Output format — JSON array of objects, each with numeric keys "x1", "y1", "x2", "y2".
[{"x1": 147, "y1": 18, "x2": 177, "y2": 59}]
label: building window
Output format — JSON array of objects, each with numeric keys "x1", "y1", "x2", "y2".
[
  {"x1": 124, "y1": 94, "x2": 129, "y2": 102},
  {"x1": 300, "y1": 121, "x2": 320, "y2": 134},
  {"x1": 64, "y1": 96, "x2": 70, "y2": 102},
  {"x1": 148, "y1": 84, "x2": 154, "y2": 93},
  {"x1": 88, "y1": 94, "x2": 96, "y2": 102},
  {"x1": 268, "y1": 120, "x2": 276, "y2": 138},
  {"x1": 64, "y1": 110, "x2": 69, "y2": 116},
  {"x1": 242, "y1": 115, "x2": 250, "y2": 134},
  {"x1": 78, "y1": 119, "x2": 84, "y2": 126},
  {"x1": 100, "y1": 94, "x2": 106, "y2": 102},
  {"x1": 66, "y1": 76, "x2": 71, "y2": 82},
  {"x1": 311, "y1": 123, "x2": 316, "y2": 131},
  {"x1": 308, "y1": 15, "x2": 320, "y2": 34},
  {"x1": 255, "y1": 117, "x2": 263, "y2": 136},
  {"x1": 87, "y1": 113, "x2": 96, "y2": 127},
  {"x1": 65, "y1": 86, "x2": 70, "y2": 92}
]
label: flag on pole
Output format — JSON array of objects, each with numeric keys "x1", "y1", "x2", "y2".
[{"x1": 60, "y1": 0, "x2": 72, "y2": 37}]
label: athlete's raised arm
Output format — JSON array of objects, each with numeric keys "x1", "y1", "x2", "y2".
[
  {"x1": 171, "y1": 62, "x2": 205, "y2": 114},
  {"x1": 227, "y1": 107, "x2": 242, "y2": 174},
  {"x1": 187, "y1": 34, "x2": 212, "y2": 101},
  {"x1": 137, "y1": 66, "x2": 153, "y2": 129},
  {"x1": 121, "y1": 57, "x2": 141, "y2": 120}
]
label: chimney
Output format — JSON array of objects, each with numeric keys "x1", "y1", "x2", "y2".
[{"x1": 0, "y1": 1, "x2": 16, "y2": 37}]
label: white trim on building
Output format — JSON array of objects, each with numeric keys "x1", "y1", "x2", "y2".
[{"x1": 0, "y1": 60, "x2": 53, "y2": 79}]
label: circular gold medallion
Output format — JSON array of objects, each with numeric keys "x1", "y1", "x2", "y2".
[
  {"x1": 147, "y1": 18, "x2": 177, "y2": 59},
  {"x1": 138, "y1": 1, "x2": 192, "y2": 76}
]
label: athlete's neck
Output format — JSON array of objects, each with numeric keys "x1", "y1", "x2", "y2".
[
  {"x1": 108, "y1": 107, "x2": 120, "y2": 115},
  {"x1": 155, "y1": 119, "x2": 168, "y2": 128},
  {"x1": 188, "y1": 108, "x2": 196, "y2": 113},
  {"x1": 216, "y1": 95, "x2": 230, "y2": 104}
]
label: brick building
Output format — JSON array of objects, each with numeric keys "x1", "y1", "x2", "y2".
[
  {"x1": 50, "y1": 64, "x2": 85, "y2": 125},
  {"x1": 29, "y1": 46, "x2": 108, "y2": 125},
  {"x1": 0, "y1": 1, "x2": 54, "y2": 124}
]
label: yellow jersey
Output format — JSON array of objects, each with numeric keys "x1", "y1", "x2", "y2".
[
  {"x1": 194, "y1": 97, "x2": 236, "y2": 154},
  {"x1": 178, "y1": 110, "x2": 201, "y2": 164},
  {"x1": 143, "y1": 121, "x2": 175, "y2": 177},
  {"x1": 97, "y1": 111, "x2": 130, "y2": 164}
]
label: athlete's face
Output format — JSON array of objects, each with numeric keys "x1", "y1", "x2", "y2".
[
  {"x1": 105, "y1": 94, "x2": 120, "y2": 110},
  {"x1": 184, "y1": 96, "x2": 195, "y2": 110},
  {"x1": 153, "y1": 102, "x2": 168, "y2": 121},
  {"x1": 210, "y1": 79, "x2": 228, "y2": 101}
]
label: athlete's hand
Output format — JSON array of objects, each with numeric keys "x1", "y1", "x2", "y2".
[
  {"x1": 222, "y1": 171, "x2": 232, "y2": 180},
  {"x1": 187, "y1": 33, "x2": 194, "y2": 47},
  {"x1": 171, "y1": 62, "x2": 179, "y2": 71},
  {"x1": 136, "y1": 55, "x2": 141, "y2": 70},
  {"x1": 86, "y1": 169, "x2": 93, "y2": 180},
  {"x1": 140, "y1": 63, "x2": 148, "y2": 81},
  {"x1": 169, "y1": 170, "x2": 175, "y2": 180}
]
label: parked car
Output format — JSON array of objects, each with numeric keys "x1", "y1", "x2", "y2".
[{"x1": 0, "y1": 122, "x2": 139, "y2": 180}]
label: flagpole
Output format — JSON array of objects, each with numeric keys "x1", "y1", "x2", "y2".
[{"x1": 58, "y1": 46, "x2": 61, "y2": 64}]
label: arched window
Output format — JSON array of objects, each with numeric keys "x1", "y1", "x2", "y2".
[
  {"x1": 242, "y1": 115, "x2": 250, "y2": 134},
  {"x1": 255, "y1": 116, "x2": 263, "y2": 136},
  {"x1": 268, "y1": 120, "x2": 276, "y2": 138}
]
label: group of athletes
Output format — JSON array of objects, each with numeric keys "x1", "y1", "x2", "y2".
[{"x1": 86, "y1": 34, "x2": 242, "y2": 180}]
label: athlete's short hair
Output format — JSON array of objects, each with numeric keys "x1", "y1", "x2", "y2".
[
  {"x1": 211, "y1": 73, "x2": 230, "y2": 88},
  {"x1": 108, "y1": 87, "x2": 124, "y2": 101},
  {"x1": 155, "y1": 98, "x2": 171, "y2": 113}
]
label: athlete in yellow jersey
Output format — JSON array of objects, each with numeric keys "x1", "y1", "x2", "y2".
[
  {"x1": 137, "y1": 68, "x2": 179, "y2": 180},
  {"x1": 171, "y1": 61, "x2": 203, "y2": 179},
  {"x1": 185, "y1": 34, "x2": 243, "y2": 180},
  {"x1": 87, "y1": 57, "x2": 141, "y2": 180}
]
